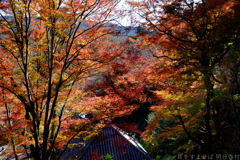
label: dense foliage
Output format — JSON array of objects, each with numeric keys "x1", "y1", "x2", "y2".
[
  {"x1": 1, "y1": 0, "x2": 240, "y2": 159},
  {"x1": 128, "y1": 0, "x2": 240, "y2": 157}
]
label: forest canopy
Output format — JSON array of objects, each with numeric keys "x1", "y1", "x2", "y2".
[{"x1": 0, "y1": 0, "x2": 240, "y2": 159}]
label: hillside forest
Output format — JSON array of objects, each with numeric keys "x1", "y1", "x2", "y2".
[{"x1": 0, "y1": 0, "x2": 240, "y2": 159}]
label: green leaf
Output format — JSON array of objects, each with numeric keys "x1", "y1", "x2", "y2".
[{"x1": 103, "y1": 153, "x2": 114, "y2": 160}]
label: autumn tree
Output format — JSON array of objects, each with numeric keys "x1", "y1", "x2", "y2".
[
  {"x1": 83, "y1": 36, "x2": 149, "y2": 128},
  {"x1": 129, "y1": 0, "x2": 240, "y2": 155},
  {"x1": 0, "y1": 0, "x2": 128, "y2": 159}
]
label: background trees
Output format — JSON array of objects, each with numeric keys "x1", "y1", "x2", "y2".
[
  {"x1": 129, "y1": 0, "x2": 240, "y2": 156},
  {"x1": 1, "y1": 0, "x2": 240, "y2": 159}
]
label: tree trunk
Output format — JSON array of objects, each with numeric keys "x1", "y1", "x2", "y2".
[{"x1": 203, "y1": 72, "x2": 213, "y2": 154}]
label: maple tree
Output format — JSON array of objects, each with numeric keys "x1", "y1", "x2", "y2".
[
  {"x1": 0, "y1": 0, "x2": 131, "y2": 159},
  {"x1": 84, "y1": 36, "x2": 149, "y2": 129},
  {"x1": 129, "y1": 0, "x2": 240, "y2": 155}
]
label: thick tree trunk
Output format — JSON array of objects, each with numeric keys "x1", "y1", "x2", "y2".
[{"x1": 203, "y1": 72, "x2": 213, "y2": 154}]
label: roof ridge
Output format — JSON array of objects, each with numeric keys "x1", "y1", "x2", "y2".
[{"x1": 111, "y1": 124, "x2": 152, "y2": 160}]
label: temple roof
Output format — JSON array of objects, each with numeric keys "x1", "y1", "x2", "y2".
[{"x1": 59, "y1": 125, "x2": 152, "y2": 160}]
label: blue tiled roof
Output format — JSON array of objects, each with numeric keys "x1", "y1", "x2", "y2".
[{"x1": 77, "y1": 125, "x2": 152, "y2": 160}]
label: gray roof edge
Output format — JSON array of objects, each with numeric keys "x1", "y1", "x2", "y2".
[{"x1": 111, "y1": 125, "x2": 152, "y2": 160}]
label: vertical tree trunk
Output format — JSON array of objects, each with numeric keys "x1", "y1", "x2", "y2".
[
  {"x1": 49, "y1": 108, "x2": 58, "y2": 158},
  {"x1": 12, "y1": 138, "x2": 19, "y2": 160},
  {"x1": 203, "y1": 72, "x2": 213, "y2": 154},
  {"x1": 4, "y1": 94, "x2": 19, "y2": 160}
]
